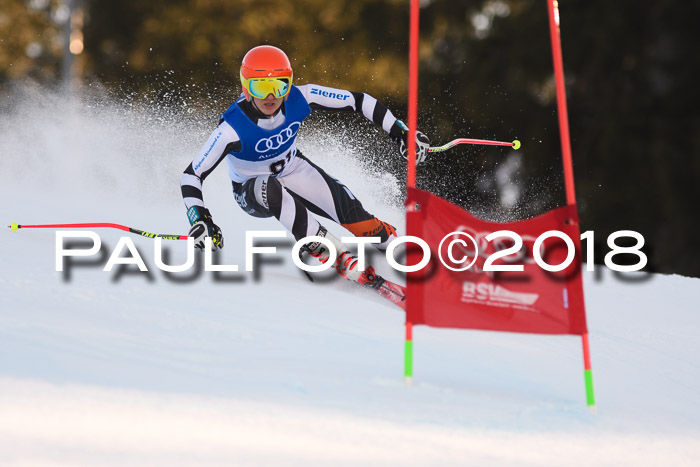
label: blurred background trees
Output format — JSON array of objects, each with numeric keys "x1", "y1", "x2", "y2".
[{"x1": 1, "y1": 0, "x2": 698, "y2": 277}]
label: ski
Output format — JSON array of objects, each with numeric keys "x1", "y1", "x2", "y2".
[
  {"x1": 298, "y1": 247, "x2": 406, "y2": 310},
  {"x1": 364, "y1": 273, "x2": 406, "y2": 310},
  {"x1": 300, "y1": 262, "x2": 406, "y2": 310}
]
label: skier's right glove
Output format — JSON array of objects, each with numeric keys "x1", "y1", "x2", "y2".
[{"x1": 187, "y1": 206, "x2": 223, "y2": 251}]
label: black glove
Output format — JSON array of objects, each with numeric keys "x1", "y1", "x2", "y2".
[
  {"x1": 392, "y1": 120, "x2": 431, "y2": 164},
  {"x1": 187, "y1": 206, "x2": 223, "y2": 251}
]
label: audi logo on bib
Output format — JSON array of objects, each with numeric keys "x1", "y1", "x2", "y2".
[{"x1": 255, "y1": 122, "x2": 301, "y2": 153}]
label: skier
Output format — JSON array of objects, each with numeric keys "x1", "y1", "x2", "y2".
[{"x1": 181, "y1": 45, "x2": 430, "y2": 286}]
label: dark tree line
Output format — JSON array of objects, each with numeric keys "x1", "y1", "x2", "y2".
[{"x1": 2, "y1": 0, "x2": 698, "y2": 276}]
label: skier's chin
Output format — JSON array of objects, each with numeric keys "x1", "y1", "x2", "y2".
[{"x1": 253, "y1": 98, "x2": 281, "y2": 116}]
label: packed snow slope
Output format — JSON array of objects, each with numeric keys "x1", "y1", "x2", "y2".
[{"x1": 1, "y1": 89, "x2": 699, "y2": 466}]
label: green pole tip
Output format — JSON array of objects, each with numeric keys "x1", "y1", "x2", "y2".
[
  {"x1": 512, "y1": 139, "x2": 521, "y2": 150},
  {"x1": 11, "y1": 222, "x2": 19, "y2": 231}
]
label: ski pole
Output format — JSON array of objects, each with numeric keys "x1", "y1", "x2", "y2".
[
  {"x1": 428, "y1": 138, "x2": 521, "y2": 153},
  {"x1": 8, "y1": 222, "x2": 188, "y2": 240}
]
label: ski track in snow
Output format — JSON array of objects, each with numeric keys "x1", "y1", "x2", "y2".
[{"x1": 1, "y1": 89, "x2": 699, "y2": 466}]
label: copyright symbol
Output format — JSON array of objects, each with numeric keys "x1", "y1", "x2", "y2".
[{"x1": 438, "y1": 232, "x2": 479, "y2": 271}]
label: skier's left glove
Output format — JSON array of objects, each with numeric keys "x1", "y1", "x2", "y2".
[
  {"x1": 392, "y1": 120, "x2": 430, "y2": 164},
  {"x1": 187, "y1": 206, "x2": 223, "y2": 251}
]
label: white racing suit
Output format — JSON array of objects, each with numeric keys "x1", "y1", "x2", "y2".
[{"x1": 181, "y1": 84, "x2": 407, "y2": 247}]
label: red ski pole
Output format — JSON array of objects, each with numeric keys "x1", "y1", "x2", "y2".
[
  {"x1": 8, "y1": 222, "x2": 188, "y2": 240},
  {"x1": 428, "y1": 138, "x2": 521, "y2": 153}
]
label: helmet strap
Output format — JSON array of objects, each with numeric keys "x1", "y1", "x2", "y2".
[{"x1": 251, "y1": 98, "x2": 265, "y2": 115}]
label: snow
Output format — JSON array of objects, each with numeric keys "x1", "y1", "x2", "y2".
[{"x1": 1, "y1": 89, "x2": 699, "y2": 466}]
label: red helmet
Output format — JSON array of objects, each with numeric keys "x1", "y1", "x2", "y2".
[{"x1": 240, "y1": 45, "x2": 293, "y2": 101}]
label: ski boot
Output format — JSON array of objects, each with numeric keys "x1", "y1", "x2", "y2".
[{"x1": 302, "y1": 226, "x2": 370, "y2": 284}]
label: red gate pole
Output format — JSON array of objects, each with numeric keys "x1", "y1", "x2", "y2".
[
  {"x1": 546, "y1": 0, "x2": 596, "y2": 410},
  {"x1": 404, "y1": 0, "x2": 421, "y2": 384},
  {"x1": 407, "y1": 0, "x2": 419, "y2": 191},
  {"x1": 547, "y1": 0, "x2": 576, "y2": 206}
]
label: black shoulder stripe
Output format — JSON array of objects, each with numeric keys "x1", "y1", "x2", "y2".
[
  {"x1": 351, "y1": 92, "x2": 364, "y2": 113},
  {"x1": 224, "y1": 141, "x2": 241, "y2": 153},
  {"x1": 310, "y1": 103, "x2": 355, "y2": 112}
]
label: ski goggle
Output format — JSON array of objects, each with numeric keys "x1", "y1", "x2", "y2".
[{"x1": 241, "y1": 75, "x2": 293, "y2": 99}]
